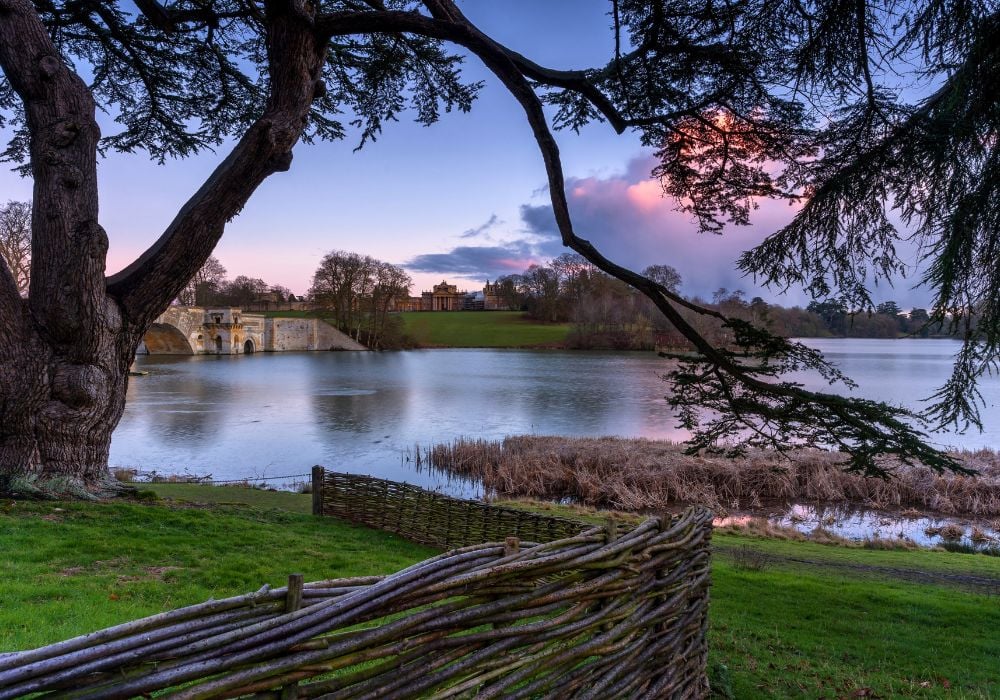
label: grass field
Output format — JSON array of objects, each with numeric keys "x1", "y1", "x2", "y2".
[
  {"x1": 709, "y1": 543, "x2": 999, "y2": 698},
  {"x1": 143, "y1": 482, "x2": 312, "y2": 511},
  {"x1": 250, "y1": 309, "x2": 571, "y2": 348},
  {"x1": 0, "y1": 493, "x2": 434, "y2": 650},
  {"x1": 2, "y1": 487, "x2": 998, "y2": 697},
  {"x1": 399, "y1": 311, "x2": 571, "y2": 347}
]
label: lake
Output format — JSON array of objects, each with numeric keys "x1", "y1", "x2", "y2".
[{"x1": 113, "y1": 338, "x2": 1000, "y2": 489}]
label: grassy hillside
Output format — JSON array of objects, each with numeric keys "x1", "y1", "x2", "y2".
[
  {"x1": 399, "y1": 311, "x2": 571, "y2": 347},
  {"x1": 249, "y1": 310, "x2": 571, "y2": 348},
  {"x1": 2, "y1": 487, "x2": 997, "y2": 697}
]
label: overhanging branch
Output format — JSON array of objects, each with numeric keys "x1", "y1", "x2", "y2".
[
  {"x1": 131, "y1": 0, "x2": 250, "y2": 32},
  {"x1": 106, "y1": 1, "x2": 326, "y2": 327},
  {"x1": 412, "y1": 0, "x2": 962, "y2": 475},
  {"x1": 317, "y1": 7, "x2": 721, "y2": 137}
]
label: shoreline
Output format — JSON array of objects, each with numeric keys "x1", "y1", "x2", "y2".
[{"x1": 424, "y1": 435, "x2": 1000, "y2": 551}]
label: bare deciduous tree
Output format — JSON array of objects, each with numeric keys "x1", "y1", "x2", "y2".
[
  {"x1": 178, "y1": 255, "x2": 227, "y2": 306},
  {"x1": 0, "y1": 200, "x2": 30, "y2": 294},
  {"x1": 310, "y1": 251, "x2": 410, "y2": 348}
]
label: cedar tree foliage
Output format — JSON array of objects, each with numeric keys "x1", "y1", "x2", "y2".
[{"x1": 0, "y1": 0, "x2": 994, "y2": 493}]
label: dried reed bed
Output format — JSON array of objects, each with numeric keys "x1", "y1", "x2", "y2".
[{"x1": 427, "y1": 437, "x2": 1000, "y2": 516}]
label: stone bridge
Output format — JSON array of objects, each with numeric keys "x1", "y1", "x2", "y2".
[{"x1": 140, "y1": 307, "x2": 366, "y2": 355}]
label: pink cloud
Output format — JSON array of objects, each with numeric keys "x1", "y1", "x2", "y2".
[
  {"x1": 522, "y1": 153, "x2": 804, "y2": 301},
  {"x1": 624, "y1": 180, "x2": 665, "y2": 213}
]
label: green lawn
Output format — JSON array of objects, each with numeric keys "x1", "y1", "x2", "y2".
[
  {"x1": 1, "y1": 489, "x2": 997, "y2": 698},
  {"x1": 142, "y1": 482, "x2": 312, "y2": 512},
  {"x1": 399, "y1": 311, "x2": 571, "y2": 347},
  {"x1": 0, "y1": 495, "x2": 435, "y2": 650},
  {"x1": 248, "y1": 309, "x2": 571, "y2": 349},
  {"x1": 708, "y1": 534, "x2": 1000, "y2": 698}
]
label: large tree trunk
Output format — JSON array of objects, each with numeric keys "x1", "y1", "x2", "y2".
[
  {"x1": 0, "y1": 300, "x2": 139, "y2": 495},
  {"x1": 0, "y1": 0, "x2": 325, "y2": 497}
]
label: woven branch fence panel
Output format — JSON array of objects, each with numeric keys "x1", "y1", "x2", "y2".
[
  {"x1": 0, "y1": 508, "x2": 713, "y2": 699},
  {"x1": 315, "y1": 469, "x2": 588, "y2": 547}
]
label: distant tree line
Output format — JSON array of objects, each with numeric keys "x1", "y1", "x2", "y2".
[
  {"x1": 493, "y1": 255, "x2": 955, "y2": 350},
  {"x1": 180, "y1": 249, "x2": 956, "y2": 352},
  {"x1": 308, "y1": 250, "x2": 412, "y2": 350},
  {"x1": 178, "y1": 256, "x2": 296, "y2": 308},
  {"x1": 489, "y1": 254, "x2": 682, "y2": 349}
]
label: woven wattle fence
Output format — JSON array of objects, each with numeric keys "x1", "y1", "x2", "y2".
[
  {"x1": 1, "y1": 475, "x2": 713, "y2": 699},
  {"x1": 314, "y1": 468, "x2": 587, "y2": 547}
]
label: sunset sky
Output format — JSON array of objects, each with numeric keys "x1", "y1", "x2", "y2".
[{"x1": 0, "y1": 0, "x2": 930, "y2": 305}]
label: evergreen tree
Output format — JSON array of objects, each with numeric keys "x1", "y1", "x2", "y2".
[{"x1": 0, "y1": 0, "x2": 992, "y2": 493}]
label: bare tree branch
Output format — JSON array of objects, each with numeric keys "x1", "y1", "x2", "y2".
[
  {"x1": 409, "y1": 0, "x2": 962, "y2": 475},
  {"x1": 0, "y1": 200, "x2": 30, "y2": 294},
  {"x1": 106, "y1": 0, "x2": 327, "y2": 327}
]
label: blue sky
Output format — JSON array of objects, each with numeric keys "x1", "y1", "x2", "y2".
[{"x1": 0, "y1": 0, "x2": 931, "y2": 306}]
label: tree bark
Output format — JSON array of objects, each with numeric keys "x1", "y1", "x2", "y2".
[
  {"x1": 0, "y1": 0, "x2": 131, "y2": 494},
  {"x1": 0, "y1": 0, "x2": 325, "y2": 495},
  {"x1": 0, "y1": 306, "x2": 138, "y2": 494}
]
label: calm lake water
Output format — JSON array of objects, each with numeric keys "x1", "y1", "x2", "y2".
[
  {"x1": 114, "y1": 338, "x2": 1000, "y2": 489},
  {"x1": 116, "y1": 349, "x2": 684, "y2": 488}
]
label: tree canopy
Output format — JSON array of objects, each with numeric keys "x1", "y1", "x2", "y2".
[
  {"x1": 309, "y1": 250, "x2": 411, "y2": 348},
  {"x1": 0, "y1": 0, "x2": 997, "y2": 490}
]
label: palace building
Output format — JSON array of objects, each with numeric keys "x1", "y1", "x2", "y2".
[
  {"x1": 422, "y1": 280, "x2": 468, "y2": 311},
  {"x1": 393, "y1": 280, "x2": 513, "y2": 312}
]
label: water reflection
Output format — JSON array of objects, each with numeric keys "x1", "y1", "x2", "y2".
[
  {"x1": 793, "y1": 338, "x2": 1000, "y2": 450},
  {"x1": 716, "y1": 502, "x2": 1000, "y2": 551},
  {"x1": 114, "y1": 341, "x2": 1000, "y2": 490},
  {"x1": 123, "y1": 358, "x2": 229, "y2": 445},
  {"x1": 115, "y1": 349, "x2": 688, "y2": 486}
]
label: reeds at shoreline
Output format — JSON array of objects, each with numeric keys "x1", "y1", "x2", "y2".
[{"x1": 426, "y1": 436, "x2": 1000, "y2": 516}]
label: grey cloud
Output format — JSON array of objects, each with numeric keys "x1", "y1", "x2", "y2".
[
  {"x1": 460, "y1": 214, "x2": 502, "y2": 239},
  {"x1": 406, "y1": 243, "x2": 541, "y2": 279},
  {"x1": 518, "y1": 204, "x2": 559, "y2": 239}
]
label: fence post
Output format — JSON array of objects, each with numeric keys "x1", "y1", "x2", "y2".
[
  {"x1": 312, "y1": 466, "x2": 324, "y2": 516},
  {"x1": 605, "y1": 518, "x2": 618, "y2": 543},
  {"x1": 286, "y1": 573, "x2": 304, "y2": 613},
  {"x1": 277, "y1": 573, "x2": 306, "y2": 700}
]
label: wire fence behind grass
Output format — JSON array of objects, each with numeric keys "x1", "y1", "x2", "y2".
[
  {"x1": 115, "y1": 469, "x2": 312, "y2": 486},
  {"x1": 315, "y1": 468, "x2": 587, "y2": 547},
  {"x1": 0, "y1": 507, "x2": 713, "y2": 699}
]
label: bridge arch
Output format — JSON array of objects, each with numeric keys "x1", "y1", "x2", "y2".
[{"x1": 143, "y1": 323, "x2": 195, "y2": 355}]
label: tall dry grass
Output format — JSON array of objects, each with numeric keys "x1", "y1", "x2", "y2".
[{"x1": 427, "y1": 437, "x2": 1000, "y2": 516}]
